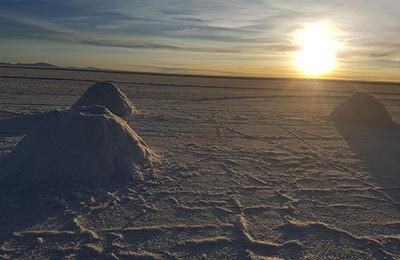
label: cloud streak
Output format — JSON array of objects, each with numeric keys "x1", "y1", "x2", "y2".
[{"x1": 0, "y1": 0, "x2": 399, "y2": 80}]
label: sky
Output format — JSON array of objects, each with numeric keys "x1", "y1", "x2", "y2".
[{"x1": 0, "y1": 0, "x2": 399, "y2": 81}]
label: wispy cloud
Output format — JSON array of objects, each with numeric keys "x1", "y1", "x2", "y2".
[
  {"x1": 0, "y1": 0, "x2": 399, "y2": 80},
  {"x1": 0, "y1": 1, "x2": 310, "y2": 53},
  {"x1": 0, "y1": 14, "x2": 297, "y2": 54}
]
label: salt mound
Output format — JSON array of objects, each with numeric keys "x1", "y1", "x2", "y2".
[
  {"x1": 1, "y1": 106, "x2": 156, "y2": 184},
  {"x1": 330, "y1": 92, "x2": 393, "y2": 125},
  {"x1": 73, "y1": 81, "x2": 137, "y2": 117}
]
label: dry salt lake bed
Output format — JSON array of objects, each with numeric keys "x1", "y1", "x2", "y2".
[{"x1": 0, "y1": 67, "x2": 400, "y2": 259}]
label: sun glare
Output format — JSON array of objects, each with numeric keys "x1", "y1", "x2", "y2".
[{"x1": 296, "y1": 23, "x2": 339, "y2": 76}]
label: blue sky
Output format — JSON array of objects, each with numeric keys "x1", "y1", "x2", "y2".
[{"x1": 0, "y1": 0, "x2": 399, "y2": 81}]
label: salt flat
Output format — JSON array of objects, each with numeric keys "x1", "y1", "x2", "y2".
[{"x1": 0, "y1": 67, "x2": 400, "y2": 259}]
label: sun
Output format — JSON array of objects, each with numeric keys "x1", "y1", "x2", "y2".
[{"x1": 296, "y1": 24, "x2": 338, "y2": 76}]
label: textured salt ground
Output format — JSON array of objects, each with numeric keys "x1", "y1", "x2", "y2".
[{"x1": 0, "y1": 67, "x2": 400, "y2": 259}]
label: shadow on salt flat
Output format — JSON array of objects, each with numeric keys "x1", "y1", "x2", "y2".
[{"x1": 334, "y1": 121, "x2": 400, "y2": 202}]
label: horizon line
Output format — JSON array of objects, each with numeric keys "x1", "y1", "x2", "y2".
[{"x1": 1, "y1": 63, "x2": 399, "y2": 86}]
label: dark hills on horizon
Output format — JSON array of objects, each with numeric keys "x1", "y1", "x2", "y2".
[
  {"x1": 0, "y1": 61, "x2": 58, "y2": 68},
  {"x1": 0, "y1": 61, "x2": 100, "y2": 71}
]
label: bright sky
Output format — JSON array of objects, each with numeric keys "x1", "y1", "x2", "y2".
[{"x1": 0, "y1": 0, "x2": 399, "y2": 81}]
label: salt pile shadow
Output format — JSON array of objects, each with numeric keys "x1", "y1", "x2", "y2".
[
  {"x1": 331, "y1": 93, "x2": 400, "y2": 201},
  {"x1": 72, "y1": 81, "x2": 137, "y2": 117},
  {"x1": 0, "y1": 105, "x2": 157, "y2": 186}
]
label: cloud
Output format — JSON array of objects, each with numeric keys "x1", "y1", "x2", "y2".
[
  {"x1": 81, "y1": 38, "x2": 297, "y2": 54},
  {"x1": 368, "y1": 50, "x2": 399, "y2": 59},
  {"x1": 0, "y1": 1, "x2": 299, "y2": 44},
  {"x1": 0, "y1": 0, "x2": 399, "y2": 80},
  {"x1": 0, "y1": 13, "x2": 297, "y2": 55}
]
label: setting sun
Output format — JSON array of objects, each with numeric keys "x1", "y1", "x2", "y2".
[{"x1": 296, "y1": 24, "x2": 339, "y2": 76}]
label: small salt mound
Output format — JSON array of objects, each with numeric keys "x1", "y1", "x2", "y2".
[
  {"x1": 330, "y1": 92, "x2": 393, "y2": 125},
  {"x1": 1, "y1": 106, "x2": 156, "y2": 184},
  {"x1": 73, "y1": 81, "x2": 137, "y2": 117}
]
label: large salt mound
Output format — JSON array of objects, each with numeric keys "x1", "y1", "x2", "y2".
[
  {"x1": 73, "y1": 81, "x2": 137, "y2": 117},
  {"x1": 0, "y1": 106, "x2": 156, "y2": 185},
  {"x1": 330, "y1": 92, "x2": 393, "y2": 125}
]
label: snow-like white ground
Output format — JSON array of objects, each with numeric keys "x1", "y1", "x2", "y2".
[{"x1": 0, "y1": 67, "x2": 400, "y2": 259}]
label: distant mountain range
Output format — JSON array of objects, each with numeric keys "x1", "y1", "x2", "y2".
[
  {"x1": 0, "y1": 61, "x2": 58, "y2": 68},
  {"x1": 0, "y1": 61, "x2": 100, "y2": 70}
]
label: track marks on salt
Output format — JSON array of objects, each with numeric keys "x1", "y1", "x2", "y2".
[{"x1": 2, "y1": 75, "x2": 400, "y2": 259}]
